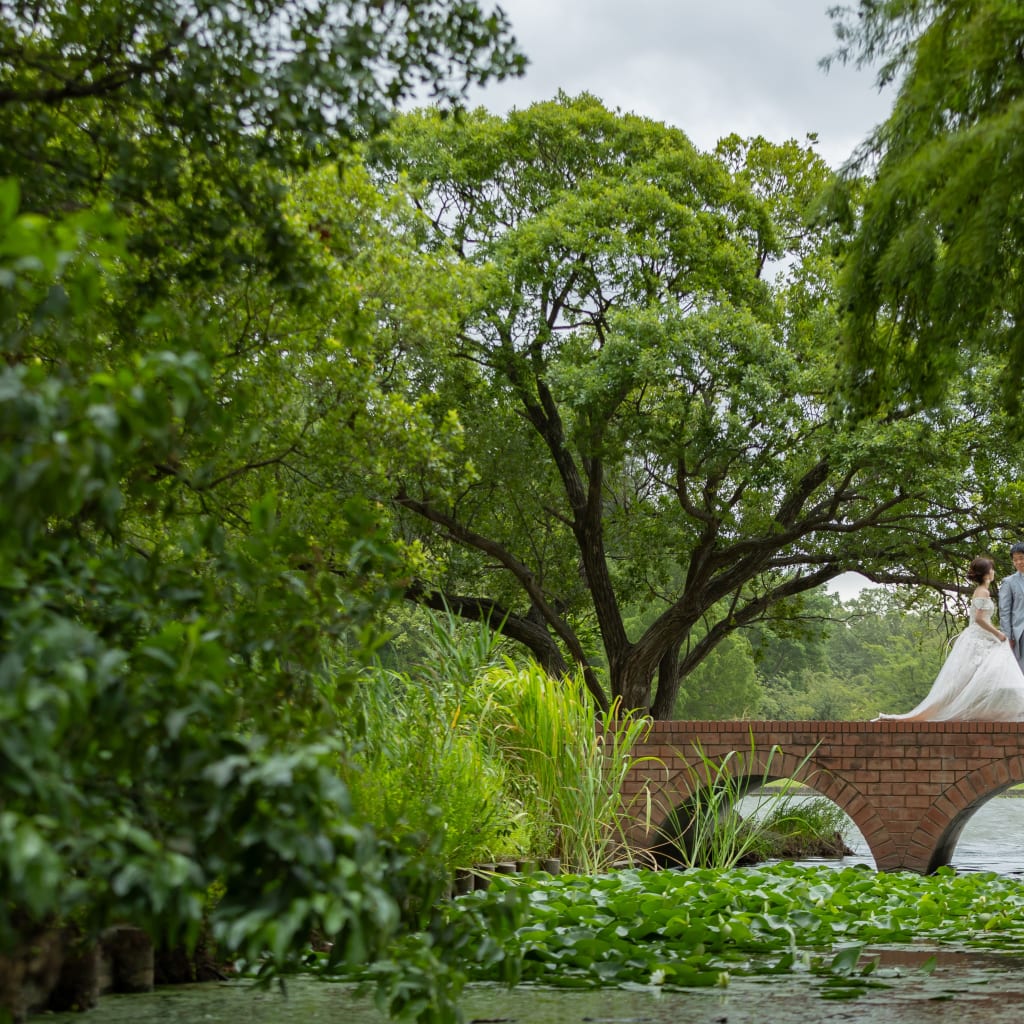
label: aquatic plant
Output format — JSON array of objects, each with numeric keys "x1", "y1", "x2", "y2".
[
  {"x1": 437, "y1": 862, "x2": 1024, "y2": 995},
  {"x1": 744, "y1": 794, "x2": 853, "y2": 861},
  {"x1": 653, "y1": 736, "x2": 824, "y2": 869}
]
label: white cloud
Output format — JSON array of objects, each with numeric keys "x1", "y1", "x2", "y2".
[{"x1": 470, "y1": 0, "x2": 895, "y2": 167}]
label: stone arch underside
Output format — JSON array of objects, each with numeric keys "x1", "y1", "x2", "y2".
[
  {"x1": 639, "y1": 750, "x2": 888, "y2": 867},
  {"x1": 905, "y1": 755, "x2": 1024, "y2": 873}
]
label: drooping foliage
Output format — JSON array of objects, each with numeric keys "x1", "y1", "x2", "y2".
[{"x1": 827, "y1": 0, "x2": 1024, "y2": 420}]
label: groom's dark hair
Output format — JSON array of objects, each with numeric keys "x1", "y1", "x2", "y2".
[{"x1": 1012, "y1": 542, "x2": 1024, "y2": 556}]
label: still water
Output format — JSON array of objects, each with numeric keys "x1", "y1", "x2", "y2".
[
  {"x1": 44, "y1": 965, "x2": 1024, "y2": 1024},
  {"x1": 740, "y1": 790, "x2": 1024, "y2": 876},
  {"x1": 919, "y1": 794, "x2": 1024, "y2": 875}
]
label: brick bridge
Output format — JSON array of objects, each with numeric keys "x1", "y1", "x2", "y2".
[{"x1": 621, "y1": 719, "x2": 1024, "y2": 874}]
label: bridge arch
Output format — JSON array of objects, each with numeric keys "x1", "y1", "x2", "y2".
[
  {"x1": 622, "y1": 720, "x2": 1024, "y2": 874},
  {"x1": 639, "y1": 742, "x2": 885, "y2": 868},
  {"x1": 903, "y1": 755, "x2": 1024, "y2": 873}
]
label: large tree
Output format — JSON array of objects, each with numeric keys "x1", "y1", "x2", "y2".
[
  {"x1": 360, "y1": 94, "x2": 1023, "y2": 716},
  {"x1": 826, "y1": 0, "x2": 1024, "y2": 419}
]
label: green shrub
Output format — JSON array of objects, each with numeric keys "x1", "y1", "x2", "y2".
[
  {"x1": 0, "y1": 187, "x2": 411, "y2": 983},
  {"x1": 341, "y1": 666, "x2": 522, "y2": 871},
  {"x1": 340, "y1": 612, "x2": 659, "y2": 875}
]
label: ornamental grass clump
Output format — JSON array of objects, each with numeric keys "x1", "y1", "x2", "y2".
[
  {"x1": 341, "y1": 668, "x2": 518, "y2": 871},
  {"x1": 657, "y1": 737, "x2": 823, "y2": 869},
  {"x1": 338, "y1": 614, "x2": 526, "y2": 873},
  {"x1": 476, "y1": 661, "x2": 660, "y2": 875}
]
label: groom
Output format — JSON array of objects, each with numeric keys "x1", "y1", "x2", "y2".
[{"x1": 998, "y1": 542, "x2": 1024, "y2": 673}]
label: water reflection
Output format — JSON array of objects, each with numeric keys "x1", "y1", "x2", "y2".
[
  {"x1": 932, "y1": 795, "x2": 1024, "y2": 877},
  {"x1": 740, "y1": 791, "x2": 1024, "y2": 876}
]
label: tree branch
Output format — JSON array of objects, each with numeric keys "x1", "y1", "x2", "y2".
[{"x1": 395, "y1": 490, "x2": 610, "y2": 712}]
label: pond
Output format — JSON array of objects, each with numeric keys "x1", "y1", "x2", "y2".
[
  {"x1": 42, "y1": 796, "x2": 1024, "y2": 1024},
  {"x1": 42, "y1": 953, "x2": 1024, "y2": 1024},
  {"x1": 741, "y1": 789, "x2": 1024, "y2": 876}
]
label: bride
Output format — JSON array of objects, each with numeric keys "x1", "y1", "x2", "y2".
[{"x1": 873, "y1": 556, "x2": 1024, "y2": 722}]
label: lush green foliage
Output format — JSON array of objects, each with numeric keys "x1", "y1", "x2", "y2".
[
  {"x1": 0, "y1": 0, "x2": 524, "y2": 292},
  {"x1": 828, "y1": 1, "x2": 1024, "y2": 422},
  {"x1": 340, "y1": 617, "x2": 528, "y2": 872},
  {"x1": 356, "y1": 96, "x2": 1024, "y2": 717},
  {"x1": 672, "y1": 635, "x2": 762, "y2": 719},
  {"x1": 476, "y1": 663, "x2": 657, "y2": 874},
  {"x1": 340, "y1": 613, "x2": 658, "y2": 874},
  {"x1": 0, "y1": 185, "x2": 408, "y2": 969},
  {"x1": 0, "y1": 0, "x2": 528, "y2": 1017}
]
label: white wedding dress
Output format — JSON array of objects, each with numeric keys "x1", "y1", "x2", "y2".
[{"x1": 874, "y1": 597, "x2": 1024, "y2": 722}]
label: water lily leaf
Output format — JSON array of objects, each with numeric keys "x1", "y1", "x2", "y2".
[
  {"x1": 820, "y1": 986, "x2": 869, "y2": 1000},
  {"x1": 829, "y1": 944, "x2": 864, "y2": 975}
]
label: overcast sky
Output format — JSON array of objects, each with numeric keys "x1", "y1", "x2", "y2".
[{"x1": 466, "y1": 0, "x2": 895, "y2": 170}]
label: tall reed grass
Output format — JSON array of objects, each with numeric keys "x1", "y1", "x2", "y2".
[
  {"x1": 476, "y1": 661, "x2": 659, "y2": 874},
  {"x1": 657, "y1": 736, "x2": 824, "y2": 869},
  {"x1": 337, "y1": 610, "x2": 658, "y2": 875},
  {"x1": 337, "y1": 612, "x2": 522, "y2": 872}
]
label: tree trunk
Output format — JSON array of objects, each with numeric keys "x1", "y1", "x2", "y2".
[
  {"x1": 649, "y1": 645, "x2": 681, "y2": 720},
  {"x1": 613, "y1": 654, "x2": 654, "y2": 716}
]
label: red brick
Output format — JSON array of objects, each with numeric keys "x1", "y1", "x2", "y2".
[{"x1": 626, "y1": 720, "x2": 1024, "y2": 876}]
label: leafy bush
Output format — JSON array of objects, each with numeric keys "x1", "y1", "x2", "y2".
[
  {"x1": 341, "y1": 665, "x2": 522, "y2": 872},
  {"x1": 340, "y1": 613, "x2": 659, "y2": 875},
  {"x1": 0, "y1": 185, "x2": 420, "y2": 995}
]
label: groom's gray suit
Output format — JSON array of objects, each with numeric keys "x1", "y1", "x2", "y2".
[{"x1": 998, "y1": 571, "x2": 1024, "y2": 673}]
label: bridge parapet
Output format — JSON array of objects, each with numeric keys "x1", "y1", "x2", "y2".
[{"x1": 622, "y1": 719, "x2": 1024, "y2": 873}]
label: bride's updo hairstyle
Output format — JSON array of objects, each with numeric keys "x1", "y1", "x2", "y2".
[{"x1": 968, "y1": 556, "x2": 995, "y2": 584}]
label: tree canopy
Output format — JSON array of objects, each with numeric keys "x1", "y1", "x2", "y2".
[
  {"x1": 356, "y1": 94, "x2": 1024, "y2": 716},
  {"x1": 1, "y1": 0, "x2": 525, "y2": 291}
]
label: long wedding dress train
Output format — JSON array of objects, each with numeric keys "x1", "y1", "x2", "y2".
[{"x1": 873, "y1": 597, "x2": 1024, "y2": 722}]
